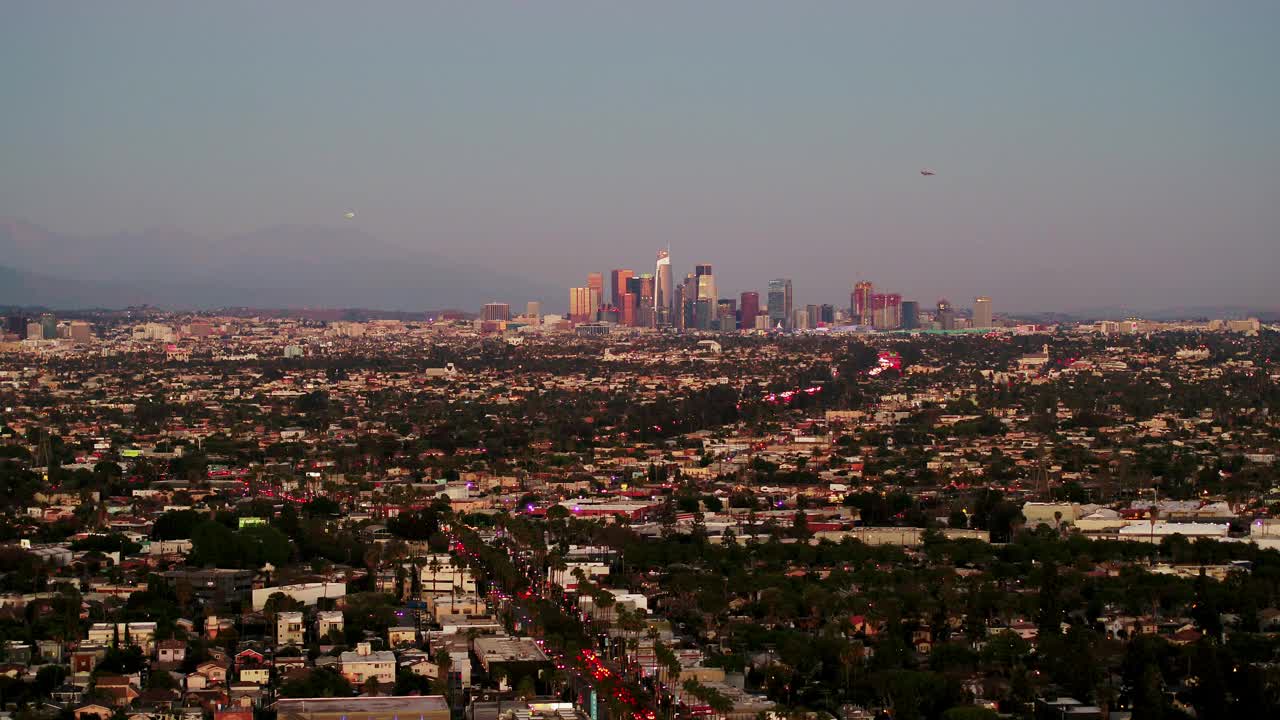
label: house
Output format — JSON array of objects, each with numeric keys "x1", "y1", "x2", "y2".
[
  {"x1": 52, "y1": 683, "x2": 84, "y2": 706},
  {"x1": 92, "y1": 674, "x2": 141, "y2": 707},
  {"x1": 316, "y1": 610, "x2": 344, "y2": 642},
  {"x1": 387, "y1": 626, "x2": 417, "y2": 647},
  {"x1": 72, "y1": 645, "x2": 107, "y2": 676},
  {"x1": 74, "y1": 703, "x2": 116, "y2": 720},
  {"x1": 274, "y1": 654, "x2": 308, "y2": 674},
  {"x1": 157, "y1": 639, "x2": 186, "y2": 664},
  {"x1": 240, "y1": 666, "x2": 271, "y2": 685},
  {"x1": 195, "y1": 660, "x2": 228, "y2": 685},
  {"x1": 87, "y1": 623, "x2": 116, "y2": 646},
  {"x1": 215, "y1": 709, "x2": 254, "y2": 720},
  {"x1": 338, "y1": 642, "x2": 396, "y2": 686},
  {"x1": 123, "y1": 622, "x2": 157, "y2": 654},
  {"x1": 277, "y1": 611, "x2": 305, "y2": 647}
]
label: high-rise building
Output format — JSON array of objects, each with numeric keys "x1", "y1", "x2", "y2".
[
  {"x1": 26, "y1": 322, "x2": 43, "y2": 340},
  {"x1": 694, "y1": 264, "x2": 716, "y2": 302},
  {"x1": 621, "y1": 292, "x2": 637, "y2": 326},
  {"x1": 69, "y1": 321, "x2": 92, "y2": 344},
  {"x1": 637, "y1": 274, "x2": 656, "y2": 327},
  {"x1": 694, "y1": 299, "x2": 714, "y2": 330},
  {"x1": 5, "y1": 316, "x2": 28, "y2": 339},
  {"x1": 901, "y1": 301, "x2": 920, "y2": 330},
  {"x1": 569, "y1": 287, "x2": 592, "y2": 323},
  {"x1": 717, "y1": 299, "x2": 737, "y2": 331},
  {"x1": 610, "y1": 269, "x2": 634, "y2": 309},
  {"x1": 655, "y1": 250, "x2": 673, "y2": 327},
  {"x1": 936, "y1": 299, "x2": 957, "y2": 330},
  {"x1": 481, "y1": 303, "x2": 510, "y2": 322},
  {"x1": 587, "y1": 273, "x2": 604, "y2": 312},
  {"x1": 819, "y1": 304, "x2": 835, "y2": 325},
  {"x1": 973, "y1": 296, "x2": 993, "y2": 328},
  {"x1": 767, "y1": 279, "x2": 792, "y2": 329},
  {"x1": 40, "y1": 313, "x2": 57, "y2": 340},
  {"x1": 792, "y1": 308, "x2": 809, "y2": 330},
  {"x1": 871, "y1": 293, "x2": 902, "y2": 329},
  {"x1": 679, "y1": 273, "x2": 697, "y2": 330},
  {"x1": 526, "y1": 301, "x2": 542, "y2": 320},
  {"x1": 739, "y1": 292, "x2": 760, "y2": 331},
  {"x1": 853, "y1": 282, "x2": 873, "y2": 325},
  {"x1": 806, "y1": 305, "x2": 820, "y2": 329}
]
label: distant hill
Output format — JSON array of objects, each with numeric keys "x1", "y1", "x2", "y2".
[
  {"x1": 0, "y1": 264, "x2": 156, "y2": 309},
  {"x1": 0, "y1": 217, "x2": 555, "y2": 311}
]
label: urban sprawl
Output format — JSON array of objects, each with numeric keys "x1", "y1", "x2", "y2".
[{"x1": 0, "y1": 275, "x2": 1277, "y2": 720}]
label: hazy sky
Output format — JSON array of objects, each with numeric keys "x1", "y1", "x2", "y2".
[{"x1": 3, "y1": 1, "x2": 1278, "y2": 312}]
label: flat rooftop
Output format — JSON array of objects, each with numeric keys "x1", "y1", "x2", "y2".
[{"x1": 275, "y1": 696, "x2": 448, "y2": 714}]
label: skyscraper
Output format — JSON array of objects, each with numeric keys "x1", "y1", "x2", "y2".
[
  {"x1": 569, "y1": 287, "x2": 592, "y2": 323},
  {"x1": 819, "y1": 304, "x2": 835, "y2": 325},
  {"x1": 587, "y1": 273, "x2": 604, "y2": 312},
  {"x1": 635, "y1": 274, "x2": 655, "y2": 327},
  {"x1": 69, "y1": 321, "x2": 92, "y2": 343},
  {"x1": 739, "y1": 292, "x2": 760, "y2": 330},
  {"x1": 767, "y1": 279, "x2": 792, "y2": 329},
  {"x1": 655, "y1": 249, "x2": 672, "y2": 327},
  {"x1": 694, "y1": 299, "x2": 713, "y2": 330},
  {"x1": 525, "y1": 301, "x2": 542, "y2": 320},
  {"x1": 870, "y1": 293, "x2": 902, "y2": 329},
  {"x1": 901, "y1": 301, "x2": 920, "y2": 330},
  {"x1": 691, "y1": 263, "x2": 715, "y2": 304},
  {"x1": 717, "y1": 299, "x2": 737, "y2": 331},
  {"x1": 973, "y1": 296, "x2": 993, "y2": 328},
  {"x1": 610, "y1": 269, "x2": 634, "y2": 309},
  {"x1": 853, "y1": 282, "x2": 873, "y2": 325},
  {"x1": 936, "y1": 299, "x2": 957, "y2": 330},
  {"x1": 481, "y1": 303, "x2": 511, "y2": 322},
  {"x1": 621, "y1": 293, "x2": 637, "y2": 326}
]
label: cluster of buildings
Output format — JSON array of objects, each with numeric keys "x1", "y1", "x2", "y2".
[{"x1": 550, "y1": 251, "x2": 999, "y2": 333}]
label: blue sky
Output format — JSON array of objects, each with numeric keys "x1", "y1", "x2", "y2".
[{"x1": 3, "y1": 1, "x2": 1277, "y2": 311}]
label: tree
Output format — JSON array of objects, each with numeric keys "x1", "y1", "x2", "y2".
[
  {"x1": 278, "y1": 667, "x2": 353, "y2": 698},
  {"x1": 151, "y1": 510, "x2": 203, "y2": 540}
]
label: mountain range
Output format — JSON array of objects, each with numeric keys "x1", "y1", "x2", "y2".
[{"x1": 0, "y1": 217, "x2": 555, "y2": 311}]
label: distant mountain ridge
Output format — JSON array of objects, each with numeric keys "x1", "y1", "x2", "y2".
[{"x1": 0, "y1": 217, "x2": 555, "y2": 311}]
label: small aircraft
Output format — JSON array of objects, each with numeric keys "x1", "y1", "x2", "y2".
[
  {"x1": 920, "y1": 168, "x2": 936, "y2": 176},
  {"x1": 343, "y1": 211, "x2": 356, "y2": 220}
]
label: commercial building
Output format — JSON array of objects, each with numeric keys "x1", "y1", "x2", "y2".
[
  {"x1": 655, "y1": 249, "x2": 673, "y2": 327},
  {"x1": 273, "y1": 695, "x2": 449, "y2": 720},
  {"x1": 610, "y1": 269, "x2": 634, "y2": 309},
  {"x1": 739, "y1": 292, "x2": 760, "y2": 330},
  {"x1": 472, "y1": 636, "x2": 552, "y2": 680},
  {"x1": 587, "y1": 272, "x2": 604, "y2": 311},
  {"x1": 852, "y1": 282, "x2": 873, "y2": 325},
  {"x1": 481, "y1": 303, "x2": 511, "y2": 322},
  {"x1": 973, "y1": 296, "x2": 993, "y2": 328},
  {"x1": 162, "y1": 568, "x2": 254, "y2": 603},
  {"x1": 901, "y1": 301, "x2": 920, "y2": 330},
  {"x1": 569, "y1": 287, "x2": 592, "y2": 323},
  {"x1": 252, "y1": 581, "x2": 346, "y2": 611},
  {"x1": 936, "y1": 299, "x2": 957, "y2": 330},
  {"x1": 767, "y1": 279, "x2": 792, "y2": 330}
]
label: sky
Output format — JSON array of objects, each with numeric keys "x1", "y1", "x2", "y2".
[{"x1": 3, "y1": 1, "x2": 1278, "y2": 312}]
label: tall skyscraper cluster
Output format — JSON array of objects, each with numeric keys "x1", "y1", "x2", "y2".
[{"x1": 561, "y1": 249, "x2": 994, "y2": 332}]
